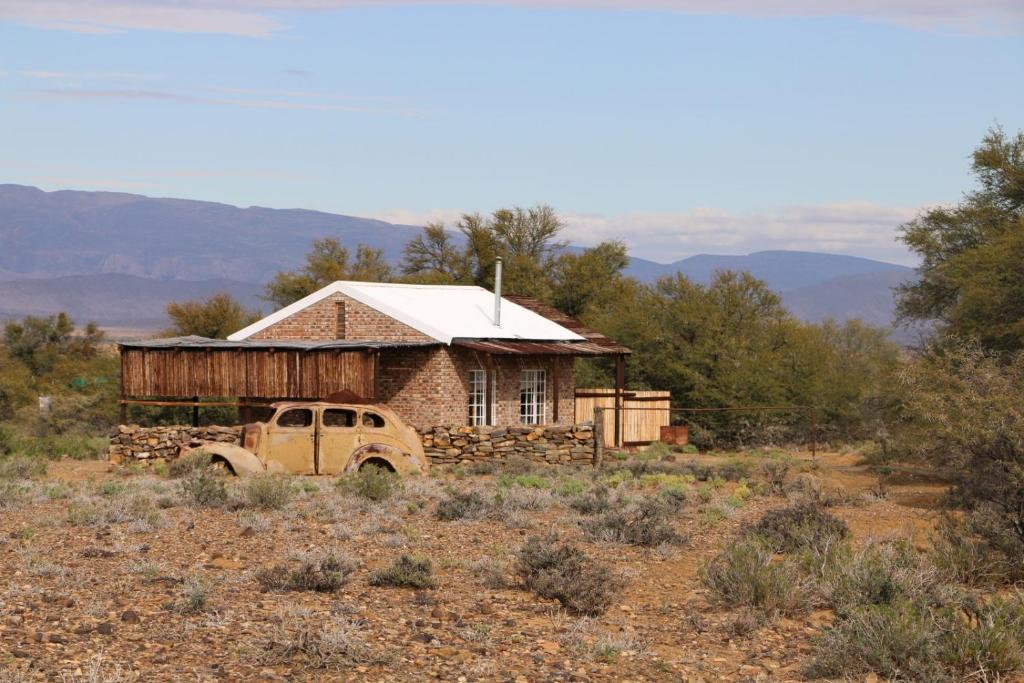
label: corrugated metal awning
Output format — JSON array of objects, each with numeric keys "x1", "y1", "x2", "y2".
[
  {"x1": 501, "y1": 295, "x2": 632, "y2": 354},
  {"x1": 118, "y1": 335, "x2": 440, "y2": 352},
  {"x1": 453, "y1": 339, "x2": 628, "y2": 356}
]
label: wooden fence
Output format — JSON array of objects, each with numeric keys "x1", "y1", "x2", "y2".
[{"x1": 574, "y1": 388, "x2": 671, "y2": 447}]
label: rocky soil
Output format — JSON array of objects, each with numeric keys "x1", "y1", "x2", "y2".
[{"x1": 0, "y1": 450, "x2": 945, "y2": 682}]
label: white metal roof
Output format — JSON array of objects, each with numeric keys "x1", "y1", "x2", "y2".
[{"x1": 228, "y1": 281, "x2": 585, "y2": 345}]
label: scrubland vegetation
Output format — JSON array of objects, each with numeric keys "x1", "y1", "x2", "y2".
[{"x1": 0, "y1": 130, "x2": 1022, "y2": 679}]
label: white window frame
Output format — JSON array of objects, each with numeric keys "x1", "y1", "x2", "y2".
[
  {"x1": 468, "y1": 369, "x2": 496, "y2": 426},
  {"x1": 519, "y1": 369, "x2": 546, "y2": 425}
]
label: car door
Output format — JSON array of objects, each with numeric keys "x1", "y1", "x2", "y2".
[
  {"x1": 264, "y1": 407, "x2": 316, "y2": 474},
  {"x1": 317, "y1": 407, "x2": 362, "y2": 475}
]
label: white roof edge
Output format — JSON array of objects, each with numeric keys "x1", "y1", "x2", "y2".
[{"x1": 227, "y1": 283, "x2": 346, "y2": 341}]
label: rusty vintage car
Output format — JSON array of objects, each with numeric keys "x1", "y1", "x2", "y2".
[{"x1": 187, "y1": 401, "x2": 429, "y2": 476}]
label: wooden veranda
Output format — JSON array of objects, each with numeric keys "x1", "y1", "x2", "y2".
[{"x1": 118, "y1": 336, "x2": 436, "y2": 425}]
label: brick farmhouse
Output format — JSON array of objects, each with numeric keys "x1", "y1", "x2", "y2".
[
  {"x1": 228, "y1": 280, "x2": 630, "y2": 428},
  {"x1": 119, "y1": 280, "x2": 630, "y2": 432}
]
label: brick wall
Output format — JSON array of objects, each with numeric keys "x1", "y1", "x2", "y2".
[
  {"x1": 252, "y1": 292, "x2": 431, "y2": 343},
  {"x1": 247, "y1": 291, "x2": 578, "y2": 429},
  {"x1": 376, "y1": 346, "x2": 575, "y2": 428}
]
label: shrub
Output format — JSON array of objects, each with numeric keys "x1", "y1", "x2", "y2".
[
  {"x1": 434, "y1": 490, "x2": 490, "y2": 521},
  {"x1": 580, "y1": 497, "x2": 684, "y2": 547},
  {"x1": 516, "y1": 536, "x2": 623, "y2": 616},
  {"x1": 701, "y1": 536, "x2": 805, "y2": 615},
  {"x1": 258, "y1": 552, "x2": 358, "y2": 592},
  {"x1": 241, "y1": 474, "x2": 293, "y2": 510},
  {"x1": 470, "y1": 556, "x2": 510, "y2": 589},
  {"x1": 556, "y1": 478, "x2": 586, "y2": 497},
  {"x1": 467, "y1": 460, "x2": 497, "y2": 475},
  {"x1": 808, "y1": 600, "x2": 946, "y2": 681},
  {"x1": 497, "y1": 473, "x2": 549, "y2": 489},
  {"x1": 941, "y1": 593, "x2": 1024, "y2": 677},
  {"x1": 501, "y1": 455, "x2": 537, "y2": 475},
  {"x1": 336, "y1": 464, "x2": 399, "y2": 501},
  {"x1": 898, "y1": 345, "x2": 1024, "y2": 576},
  {"x1": 641, "y1": 441, "x2": 672, "y2": 460},
  {"x1": 568, "y1": 484, "x2": 615, "y2": 515},
  {"x1": 0, "y1": 481, "x2": 33, "y2": 509},
  {"x1": 0, "y1": 455, "x2": 46, "y2": 480},
  {"x1": 368, "y1": 554, "x2": 436, "y2": 589},
  {"x1": 180, "y1": 471, "x2": 228, "y2": 507},
  {"x1": 785, "y1": 473, "x2": 854, "y2": 507},
  {"x1": 822, "y1": 540, "x2": 941, "y2": 617},
  {"x1": 930, "y1": 514, "x2": 1015, "y2": 586},
  {"x1": 714, "y1": 459, "x2": 753, "y2": 482},
  {"x1": 751, "y1": 503, "x2": 848, "y2": 554},
  {"x1": 66, "y1": 493, "x2": 163, "y2": 527},
  {"x1": 168, "y1": 449, "x2": 211, "y2": 478},
  {"x1": 259, "y1": 620, "x2": 388, "y2": 668},
  {"x1": 176, "y1": 576, "x2": 213, "y2": 613},
  {"x1": 759, "y1": 459, "x2": 790, "y2": 494}
]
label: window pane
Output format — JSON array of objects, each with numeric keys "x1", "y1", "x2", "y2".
[
  {"x1": 277, "y1": 409, "x2": 312, "y2": 428},
  {"x1": 323, "y1": 408, "x2": 357, "y2": 428},
  {"x1": 362, "y1": 412, "x2": 386, "y2": 428},
  {"x1": 468, "y1": 369, "x2": 486, "y2": 426},
  {"x1": 519, "y1": 370, "x2": 546, "y2": 425}
]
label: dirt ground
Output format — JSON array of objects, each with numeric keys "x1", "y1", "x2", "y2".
[{"x1": 0, "y1": 450, "x2": 950, "y2": 682}]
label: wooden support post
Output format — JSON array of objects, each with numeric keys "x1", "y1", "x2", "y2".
[
  {"x1": 191, "y1": 396, "x2": 200, "y2": 428},
  {"x1": 614, "y1": 354, "x2": 625, "y2": 448},
  {"x1": 485, "y1": 363, "x2": 494, "y2": 427},
  {"x1": 593, "y1": 407, "x2": 604, "y2": 469},
  {"x1": 551, "y1": 357, "x2": 560, "y2": 424},
  {"x1": 119, "y1": 395, "x2": 127, "y2": 426},
  {"x1": 810, "y1": 409, "x2": 818, "y2": 460}
]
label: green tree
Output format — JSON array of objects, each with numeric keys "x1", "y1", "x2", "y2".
[
  {"x1": 400, "y1": 204, "x2": 567, "y2": 299},
  {"x1": 401, "y1": 222, "x2": 464, "y2": 283},
  {"x1": 584, "y1": 271, "x2": 898, "y2": 444},
  {"x1": 264, "y1": 239, "x2": 393, "y2": 308},
  {"x1": 897, "y1": 128, "x2": 1024, "y2": 351},
  {"x1": 3, "y1": 313, "x2": 103, "y2": 375},
  {"x1": 165, "y1": 293, "x2": 261, "y2": 339},
  {"x1": 898, "y1": 342, "x2": 1024, "y2": 579},
  {"x1": 551, "y1": 240, "x2": 630, "y2": 318}
]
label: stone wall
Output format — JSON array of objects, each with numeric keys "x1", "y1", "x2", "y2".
[
  {"x1": 108, "y1": 425, "x2": 242, "y2": 464},
  {"x1": 419, "y1": 424, "x2": 595, "y2": 466},
  {"x1": 109, "y1": 423, "x2": 596, "y2": 467}
]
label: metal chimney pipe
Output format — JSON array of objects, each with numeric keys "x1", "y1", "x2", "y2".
[{"x1": 494, "y1": 257, "x2": 503, "y2": 327}]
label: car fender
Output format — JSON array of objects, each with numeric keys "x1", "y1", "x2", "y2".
[
  {"x1": 345, "y1": 442, "x2": 429, "y2": 476},
  {"x1": 186, "y1": 442, "x2": 265, "y2": 475}
]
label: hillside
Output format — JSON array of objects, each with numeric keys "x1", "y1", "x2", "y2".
[
  {"x1": 0, "y1": 184, "x2": 420, "y2": 284},
  {"x1": 0, "y1": 184, "x2": 916, "y2": 335},
  {"x1": 0, "y1": 274, "x2": 265, "y2": 330}
]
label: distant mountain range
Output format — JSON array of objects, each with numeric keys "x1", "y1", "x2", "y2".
[{"x1": 0, "y1": 184, "x2": 917, "y2": 340}]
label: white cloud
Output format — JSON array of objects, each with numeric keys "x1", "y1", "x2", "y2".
[
  {"x1": 0, "y1": 0, "x2": 1020, "y2": 36},
  {"x1": 23, "y1": 87, "x2": 421, "y2": 116},
  {"x1": 374, "y1": 201, "x2": 924, "y2": 265}
]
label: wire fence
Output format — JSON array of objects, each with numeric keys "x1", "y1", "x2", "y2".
[{"x1": 592, "y1": 404, "x2": 818, "y2": 463}]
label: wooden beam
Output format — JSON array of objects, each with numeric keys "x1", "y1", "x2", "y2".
[
  {"x1": 614, "y1": 354, "x2": 625, "y2": 448},
  {"x1": 551, "y1": 357, "x2": 560, "y2": 424}
]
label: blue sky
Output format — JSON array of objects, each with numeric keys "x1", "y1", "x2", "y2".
[{"x1": 1, "y1": 1, "x2": 1022, "y2": 264}]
